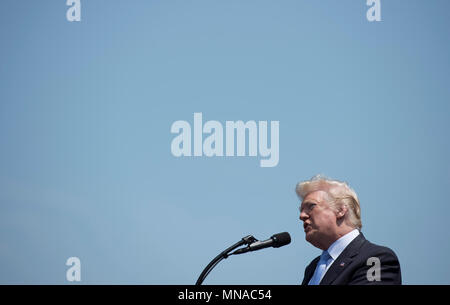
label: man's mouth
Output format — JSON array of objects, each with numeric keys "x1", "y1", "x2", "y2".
[{"x1": 303, "y1": 223, "x2": 311, "y2": 232}]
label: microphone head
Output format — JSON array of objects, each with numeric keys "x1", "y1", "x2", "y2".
[{"x1": 271, "y1": 232, "x2": 291, "y2": 248}]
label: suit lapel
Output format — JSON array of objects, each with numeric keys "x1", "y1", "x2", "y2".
[
  {"x1": 302, "y1": 256, "x2": 320, "y2": 285},
  {"x1": 319, "y1": 233, "x2": 367, "y2": 285}
]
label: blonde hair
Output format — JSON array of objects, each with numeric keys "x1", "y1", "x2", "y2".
[{"x1": 296, "y1": 174, "x2": 362, "y2": 229}]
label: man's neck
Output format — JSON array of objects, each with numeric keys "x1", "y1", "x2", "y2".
[
  {"x1": 320, "y1": 227, "x2": 356, "y2": 250},
  {"x1": 335, "y1": 226, "x2": 355, "y2": 240}
]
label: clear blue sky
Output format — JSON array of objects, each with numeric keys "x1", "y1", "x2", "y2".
[{"x1": 1, "y1": 0, "x2": 449, "y2": 284}]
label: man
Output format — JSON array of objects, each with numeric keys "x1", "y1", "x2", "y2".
[{"x1": 297, "y1": 175, "x2": 401, "y2": 285}]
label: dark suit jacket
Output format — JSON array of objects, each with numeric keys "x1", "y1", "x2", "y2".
[{"x1": 302, "y1": 233, "x2": 401, "y2": 285}]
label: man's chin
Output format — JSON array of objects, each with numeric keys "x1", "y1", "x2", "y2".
[
  {"x1": 305, "y1": 231, "x2": 314, "y2": 243},
  {"x1": 305, "y1": 230, "x2": 320, "y2": 245}
]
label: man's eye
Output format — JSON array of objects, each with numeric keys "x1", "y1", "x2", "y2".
[
  {"x1": 306, "y1": 204, "x2": 317, "y2": 212},
  {"x1": 300, "y1": 203, "x2": 316, "y2": 213}
]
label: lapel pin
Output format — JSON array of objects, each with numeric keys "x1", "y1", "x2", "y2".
[{"x1": 340, "y1": 262, "x2": 345, "y2": 267}]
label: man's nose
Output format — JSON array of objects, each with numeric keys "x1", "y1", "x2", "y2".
[{"x1": 299, "y1": 210, "x2": 309, "y2": 222}]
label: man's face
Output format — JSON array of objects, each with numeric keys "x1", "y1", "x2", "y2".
[{"x1": 299, "y1": 190, "x2": 338, "y2": 250}]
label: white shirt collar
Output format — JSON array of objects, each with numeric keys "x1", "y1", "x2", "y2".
[{"x1": 327, "y1": 229, "x2": 360, "y2": 260}]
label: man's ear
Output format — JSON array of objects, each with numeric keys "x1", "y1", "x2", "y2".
[{"x1": 337, "y1": 205, "x2": 348, "y2": 219}]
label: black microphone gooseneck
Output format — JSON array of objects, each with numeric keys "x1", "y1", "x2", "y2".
[
  {"x1": 195, "y1": 235, "x2": 257, "y2": 285},
  {"x1": 195, "y1": 232, "x2": 291, "y2": 285}
]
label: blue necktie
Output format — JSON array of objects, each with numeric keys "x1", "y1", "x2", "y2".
[{"x1": 309, "y1": 250, "x2": 332, "y2": 285}]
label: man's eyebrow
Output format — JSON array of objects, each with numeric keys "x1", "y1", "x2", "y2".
[{"x1": 300, "y1": 201, "x2": 317, "y2": 210}]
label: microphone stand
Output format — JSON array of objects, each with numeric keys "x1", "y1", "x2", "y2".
[{"x1": 195, "y1": 235, "x2": 257, "y2": 285}]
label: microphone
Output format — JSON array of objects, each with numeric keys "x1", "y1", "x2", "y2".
[{"x1": 232, "y1": 232, "x2": 291, "y2": 255}]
